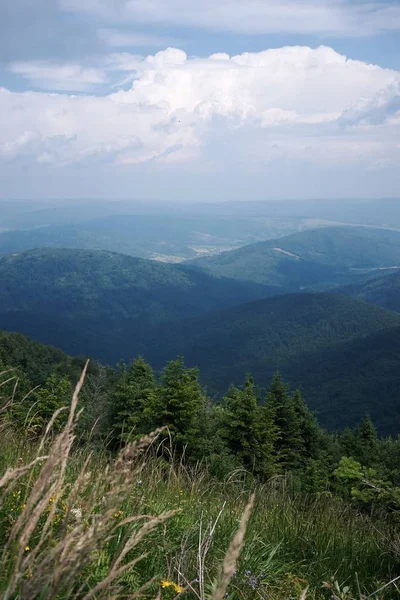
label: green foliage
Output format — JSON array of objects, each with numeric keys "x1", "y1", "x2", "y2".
[
  {"x1": 334, "y1": 456, "x2": 400, "y2": 517},
  {"x1": 142, "y1": 293, "x2": 400, "y2": 434},
  {"x1": 11, "y1": 373, "x2": 72, "y2": 436},
  {"x1": 267, "y1": 375, "x2": 304, "y2": 470},
  {"x1": 220, "y1": 375, "x2": 277, "y2": 478},
  {"x1": 111, "y1": 357, "x2": 157, "y2": 444},
  {"x1": 150, "y1": 358, "x2": 207, "y2": 458}
]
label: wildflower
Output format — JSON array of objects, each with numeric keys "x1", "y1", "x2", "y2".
[
  {"x1": 161, "y1": 580, "x2": 183, "y2": 593},
  {"x1": 70, "y1": 507, "x2": 82, "y2": 521},
  {"x1": 24, "y1": 546, "x2": 30, "y2": 552},
  {"x1": 113, "y1": 510, "x2": 124, "y2": 519}
]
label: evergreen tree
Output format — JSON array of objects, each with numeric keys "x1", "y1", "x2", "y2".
[
  {"x1": 292, "y1": 389, "x2": 321, "y2": 461},
  {"x1": 266, "y1": 374, "x2": 304, "y2": 470},
  {"x1": 27, "y1": 373, "x2": 72, "y2": 436},
  {"x1": 152, "y1": 357, "x2": 206, "y2": 457},
  {"x1": 111, "y1": 357, "x2": 156, "y2": 444},
  {"x1": 221, "y1": 375, "x2": 277, "y2": 478},
  {"x1": 357, "y1": 414, "x2": 379, "y2": 466}
]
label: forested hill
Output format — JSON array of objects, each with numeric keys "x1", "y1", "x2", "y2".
[
  {"x1": 0, "y1": 328, "x2": 88, "y2": 386},
  {"x1": 339, "y1": 270, "x2": 400, "y2": 313},
  {"x1": 136, "y1": 293, "x2": 400, "y2": 432},
  {"x1": 189, "y1": 226, "x2": 400, "y2": 288},
  {"x1": 1, "y1": 292, "x2": 400, "y2": 433},
  {"x1": 0, "y1": 248, "x2": 277, "y2": 356}
]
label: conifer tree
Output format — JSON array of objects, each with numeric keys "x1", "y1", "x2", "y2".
[
  {"x1": 267, "y1": 373, "x2": 304, "y2": 470},
  {"x1": 292, "y1": 389, "x2": 320, "y2": 461},
  {"x1": 221, "y1": 375, "x2": 277, "y2": 478},
  {"x1": 28, "y1": 373, "x2": 72, "y2": 436},
  {"x1": 111, "y1": 357, "x2": 156, "y2": 443},
  {"x1": 221, "y1": 377, "x2": 258, "y2": 470},
  {"x1": 152, "y1": 357, "x2": 206, "y2": 457},
  {"x1": 357, "y1": 414, "x2": 379, "y2": 466}
]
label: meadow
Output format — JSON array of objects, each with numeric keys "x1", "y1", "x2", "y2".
[{"x1": 0, "y1": 367, "x2": 399, "y2": 600}]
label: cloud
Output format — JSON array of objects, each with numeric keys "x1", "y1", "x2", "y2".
[
  {"x1": 98, "y1": 29, "x2": 180, "y2": 49},
  {"x1": 339, "y1": 81, "x2": 400, "y2": 126},
  {"x1": 1, "y1": 46, "x2": 399, "y2": 174},
  {"x1": 61, "y1": 0, "x2": 400, "y2": 37},
  {"x1": 7, "y1": 61, "x2": 107, "y2": 92}
]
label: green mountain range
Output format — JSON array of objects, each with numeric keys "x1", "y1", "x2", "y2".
[
  {"x1": 0, "y1": 248, "x2": 276, "y2": 357},
  {"x1": 340, "y1": 270, "x2": 400, "y2": 313},
  {"x1": 1, "y1": 241, "x2": 400, "y2": 434},
  {"x1": 135, "y1": 293, "x2": 400, "y2": 432},
  {"x1": 189, "y1": 226, "x2": 400, "y2": 289}
]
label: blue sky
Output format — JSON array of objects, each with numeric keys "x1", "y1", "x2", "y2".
[{"x1": 1, "y1": 0, "x2": 400, "y2": 201}]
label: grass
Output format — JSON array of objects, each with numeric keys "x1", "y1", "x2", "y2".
[{"x1": 0, "y1": 365, "x2": 399, "y2": 599}]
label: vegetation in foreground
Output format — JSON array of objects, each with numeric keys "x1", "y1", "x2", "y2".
[{"x1": 1, "y1": 364, "x2": 400, "y2": 599}]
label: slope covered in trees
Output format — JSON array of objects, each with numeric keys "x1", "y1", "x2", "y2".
[
  {"x1": 136, "y1": 293, "x2": 400, "y2": 432},
  {"x1": 189, "y1": 226, "x2": 400, "y2": 289},
  {"x1": 340, "y1": 270, "x2": 400, "y2": 312},
  {"x1": 0, "y1": 213, "x2": 314, "y2": 262},
  {"x1": 0, "y1": 248, "x2": 276, "y2": 357}
]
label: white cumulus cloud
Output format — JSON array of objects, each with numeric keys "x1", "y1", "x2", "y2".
[
  {"x1": 1, "y1": 45, "x2": 400, "y2": 172},
  {"x1": 8, "y1": 61, "x2": 107, "y2": 92}
]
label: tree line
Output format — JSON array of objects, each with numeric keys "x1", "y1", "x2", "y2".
[{"x1": 2, "y1": 354, "x2": 400, "y2": 519}]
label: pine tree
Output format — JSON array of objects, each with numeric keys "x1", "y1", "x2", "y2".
[
  {"x1": 111, "y1": 357, "x2": 156, "y2": 444},
  {"x1": 28, "y1": 373, "x2": 72, "y2": 436},
  {"x1": 292, "y1": 389, "x2": 320, "y2": 461},
  {"x1": 152, "y1": 357, "x2": 207, "y2": 457},
  {"x1": 221, "y1": 375, "x2": 277, "y2": 478},
  {"x1": 357, "y1": 414, "x2": 379, "y2": 466},
  {"x1": 266, "y1": 373, "x2": 304, "y2": 470}
]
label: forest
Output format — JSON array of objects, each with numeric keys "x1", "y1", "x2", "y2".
[{"x1": 1, "y1": 327, "x2": 400, "y2": 598}]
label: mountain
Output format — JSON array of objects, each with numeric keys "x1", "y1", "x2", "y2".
[
  {"x1": 0, "y1": 248, "x2": 276, "y2": 358},
  {"x1": 136, "y1": 293, "x2": 400, "y2": 433},
  {"x1": 0, "y1": 213, "x2": 318, "y2": 263},
  {"x1": 2, "y1": 198, "x2": 399, "y2": 230},
  {"x1": 339, "y1": 271, "x2": 400, "y2": 313},
  {"x1": 189, "y1": 226, "x2": 400, "y2": 289},
  {"x1": 0, "y1": 327, "x2": 88, "y2": 386},
  {"x1": 287, "y1": 326, "x2": 400, "y2": 434}
]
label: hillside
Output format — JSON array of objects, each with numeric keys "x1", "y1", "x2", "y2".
[
  {"x1": 189, "y1": 226, "x2": 400, "y2": 289},
  {"x1": 136, "y1": 293, "x2": 400, "y2": 432},
  {"x1": 287, "y1": 326, "x2": 400, "y2": 434},
  {"x1": 339, "y1": 270, "x2": 400, "y2": 312},
  {"x1": 0, "y1": 213, "x2": 312, "y2": 262},
  {"x1": 0, "y1": 327, "x2": 88, "y2": 386},
  {"x1": 0, "y1": 248, "x2": 276, "y2": 357}
]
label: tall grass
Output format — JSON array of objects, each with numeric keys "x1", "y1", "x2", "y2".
[{"x1": 0, "y1": 365, "x2": 399, "y2": 599}]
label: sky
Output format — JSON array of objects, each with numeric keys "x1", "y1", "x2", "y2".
[{"x1": 1, "y1": 0, "x2": 400, "y2": 201}]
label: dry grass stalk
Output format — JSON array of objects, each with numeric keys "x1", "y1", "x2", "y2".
[
  {"x1": 212, "y1": 493, "x2": 255, "y2": 600},
  {"x1": 0, "y1": 362, "x2": 178, "y2": 600}
]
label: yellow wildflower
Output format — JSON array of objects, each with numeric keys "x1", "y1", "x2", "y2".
[
  {"x1": 161, "y1": 580, "x2": 183, "y2": 593},
  {"x1": 24, "y1": 546, "x2": 30, "y2": 552},
  {"x1": 113, "y1": 510, "x2": 124, "y2": 519}
]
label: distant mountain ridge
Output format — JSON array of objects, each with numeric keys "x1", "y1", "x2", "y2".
[
  {"x1": 133, "y1": 292, "x2": 400, "y2": 433},
  {"x1": 0, "y1": 247, "x2": 277, "y2": 357},
  {"x1": 189, "y1": 226, "x2": 400, "y2": 289},
  {"x1": 339, "y1": 270, "x2": 400, "y2": 313}
]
